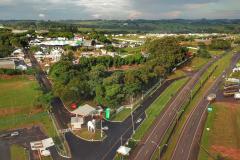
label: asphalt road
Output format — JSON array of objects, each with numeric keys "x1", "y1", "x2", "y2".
[
  {"x1": 171, "y1": 53, "x2": 240, "y2": 160},
  {"x1": 0, "y1": 142, "x2": 10, "y2": 160},
  {"x1": 26, "y1": 48, "x2": 183, "y2": 160},
  {"x1": 130, "y1": 57, "x2": 221, "y2": 160},
  {"x1": 0, "y1": 126, "x2": 47, "y2": 160}
]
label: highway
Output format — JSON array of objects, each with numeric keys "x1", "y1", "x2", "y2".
[
  {"x1": 171, "y1": 53, "x2": 240, "y2": 160},
  {"x1": 130, "y1": 56, "x2": 221, "y2": 160}
]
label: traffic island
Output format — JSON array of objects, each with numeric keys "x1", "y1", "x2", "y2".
[{"x1": 72, "y1": 128, "x2": 106, "y2": 142}]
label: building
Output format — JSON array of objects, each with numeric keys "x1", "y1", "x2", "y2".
[
  {"x1": 0, "y1": 59, "x2": 16, "y2": 69},
  {"x1": 12, "y1": 49, "x2": 25, "y2": 59},
  {"x1": 30, "y1": 138, "x2": 54, "y2": 157},
  {"x1": 71, "y1": 117, "x2": 84, "y2": 130}
]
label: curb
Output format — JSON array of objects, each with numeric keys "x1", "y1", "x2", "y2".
[{"x1": 71, "y1": 131, "x2": 107, "y2": 142}]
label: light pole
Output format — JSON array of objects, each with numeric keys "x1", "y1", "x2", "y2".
[
  {"x1": 131, "y1": 95, "x2": 135, "y2": 134},
  {"x1": 100, "y1": 118, "x2": 103, "y2": 138},
  {"x1": 151, "y1": 141, "x2": 168, "y2": 160}
]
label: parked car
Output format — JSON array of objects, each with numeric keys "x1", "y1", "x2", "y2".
[
  {"x1": 102, "y1": 126, "x2": 109, "y2": 130},
  {"x1": 136, "y1": 118, "x2": 142, "y2": 124},
  {"x1": 10, "y1": 131, "x2": 19, "y2": 137}
]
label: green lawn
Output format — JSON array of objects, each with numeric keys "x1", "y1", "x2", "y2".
[
  {"x1": 168, "y1": 70, "x2": 186, "y2": 80},
  {"x1": 0, "y1": 75, "x2": 56, "y2": 138},
  {"x1": 111, "y1": 108, "x2": 131, "y2": 121},
  {"x1": 132, "y1": 77, "x2": 189, "y2": 140},
  {"x1": 209, "y1": 50, "x2": 225, "y2": 56},
  {"x1": 73, "y1": 128, "x2": 105, "y2": 141},
  {"x1": 189, "y1": 57, "x2": 210, "y2": 71},
  {"x1": 0, "y1": 76, "x2": 40, "y2": 109},
  {"x1": 10, "y1": 144, "x2": 28, "y2": 160}
]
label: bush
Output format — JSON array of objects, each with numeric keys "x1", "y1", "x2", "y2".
[{"x1": 0, "y1": 69, "x2": 22, "y2": 75}]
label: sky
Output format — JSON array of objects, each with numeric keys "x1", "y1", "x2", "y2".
[{"x1": 0, "y1": 0, "x2": 240, "y2": 20}]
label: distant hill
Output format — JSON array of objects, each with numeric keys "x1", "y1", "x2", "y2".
[{"x1": 1, "y1": 19, "x2": 240, "y2": 33}]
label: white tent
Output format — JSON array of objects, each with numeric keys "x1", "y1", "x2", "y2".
[
  {"x1": 71, "y1": 104, "x2": 97, "y2": 117},
  {"x1": 117, "y1": 146, "x2": 131, "y2": 156}
]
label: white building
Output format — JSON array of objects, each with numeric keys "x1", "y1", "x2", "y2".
[
  {"x1": 71, "y1": 117, "x2": 84, "y2": 130},
  {"x1": 12, "y1": 49, "x2": 24, "y2": 59},
  {"x1": 30, "y1": 138, "x2": 54, "y2": 157}
]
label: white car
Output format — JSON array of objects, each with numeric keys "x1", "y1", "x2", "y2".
[
  {"x1": 11, "y1": 131, "x2": 19, "y2": 137},
  {"x1": 102, "y1": 126, "x2": 109, "y2": 130},
  {"x1": 136, "y1": 118, "x2": 142, "y2": 124}
]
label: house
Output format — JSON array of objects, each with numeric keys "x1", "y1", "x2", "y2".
[
  {"x1": 71, "y1": 117, "x2": 84, "y2": 130},
  {"x1": 0, "y1": 59, "x2": 15, "y2": 69},
  {"x1": 233, "y1": 67, "x2": 240, "y2": 73},
  {"x1": 30, "y1": 138, "x2": 54, "y2": 157},
  {"x1": 12, "y1": 49, "x2": 24, "y2": 59}
]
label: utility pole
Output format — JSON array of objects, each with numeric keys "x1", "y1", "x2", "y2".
[{"x1": 100, "y1": 118, "x2": 103, "y2": 138}]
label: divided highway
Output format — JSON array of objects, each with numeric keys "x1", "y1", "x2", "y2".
[
  {"x1": 171, "y1": 53, "x2": 240, "y2": 160},
  {"x1": 130, "y1": 57, "x2": 221, "y2": 160}
]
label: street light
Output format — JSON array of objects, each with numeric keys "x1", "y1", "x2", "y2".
[
  {"x1": 130, "y1": 95, "x2": 135, "y2": 134},
  {"x1": 151, "y1": 141, "x2": 168, "y2": 160}
]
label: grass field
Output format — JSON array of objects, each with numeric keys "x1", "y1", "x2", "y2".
[
  {"x1": 132, "y1": 77, "x2": 189, "y2": 140},
  {"x1": 10, "y1": 144, "x2": 28, "y2": 160},
  {"x1": 0, "y1": 75, "x2": 56, "y2": 138},
  {"x1": 111, "y1": 108, "x2": 131, "y2": 121},
  {"x1": 0, "y1": 76, "x2": 39, "y2": 109},
  {"x1": 198, "y1": 102, "x2": 240, "y2": 160},
  {"x1": 209, "y1": 50, "x2": 225, "y2": 56},
  {"x1": 188, "y1": 57, "x2": 210, "y2": 71},
  {"x1": 73, "y1": 128, "x2": 105, "y2": 141}
]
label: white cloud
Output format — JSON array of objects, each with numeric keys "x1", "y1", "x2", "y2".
[{"x1": 38, "y1": 13, "x2": 46, "y2": 18}]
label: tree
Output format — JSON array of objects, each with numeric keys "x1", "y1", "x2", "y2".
[
  {"x1": 197, "y1": 48, "x2": 211, "y2": 58},
  {"x1": 210, "y1": 39, "x2": 231, "y2": 50}
]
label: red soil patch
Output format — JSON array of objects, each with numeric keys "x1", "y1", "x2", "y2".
[
  {"x1": 211, "y1": 145, "x2": 240, "y2": 160},
  {"x1": 108, "y1": 64, "x2": 140, "y2": 71},
  {"x1": 0, "y1": 106, "x2": 43, "y2": 117},
  {"x1": 0, "y1": 74, "x2": 34, "y2": 81},
  {"x1": 0, "y1": 74, "x2": 16, "y2": 79},
  {"x1": 182, "y1": 66, "x2": 193, "y2": 72},
  {"x1": 215, "y1": 102, "x2": 240, "y2": 109},
  {"x1": 0, "y1": 108, "x2": 22, "y2": 117}
]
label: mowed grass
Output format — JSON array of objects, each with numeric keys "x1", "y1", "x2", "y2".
[
  {"x1": 111, "y1": 108, "x2": 131, "y2": 121},
  {"x1": 0, "y1": 75, "x2": 56, "y2": 138},
  {"x1": 0, "y1": 76, "x2": 40, "y2": 109},
  {"x1": 10, "y1": 144, "x2": 28, "y2": 160},
  {"x1": 209, "y1": 50, "x2": 225, "y2": 56},
  {"x1": 132, "y1": 77, "x2": 189, "y2": 140},
  {"x1": 188, "y1": 57, "x2": 209, "y2": 71},
  {"x1": 198, "y1": 102, "x2": 240, "y2": 160},
  {"x1": 73, "y1": 128, "x2": 105, "y2": 141}
]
